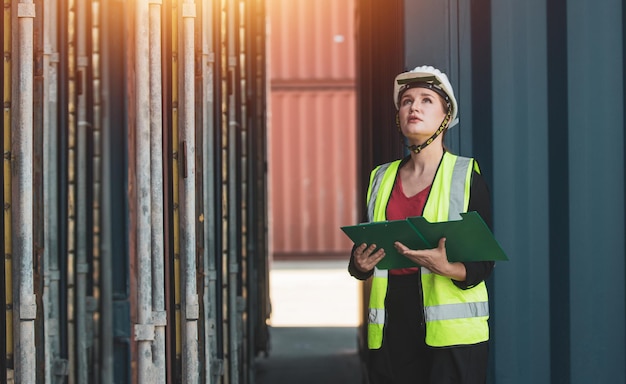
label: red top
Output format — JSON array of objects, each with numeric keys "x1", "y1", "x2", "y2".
[{"x1": 386, "y1": 175, "x2": 431, "y2": 275}]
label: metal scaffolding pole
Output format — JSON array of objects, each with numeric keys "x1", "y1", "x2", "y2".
[
  {"x1": 90, "y1": 0, "x2": 103, "y2": 381},
  {"x1": 149, "y1": 1, "x2": 167, "y2": 382},
  {"x1": 3, "y1": 1, "x2": 14, "y2": 382},
  {"x1": 201, "y1": 0, "x2": 218, "y2": 380},
  {"x1": 98, "y1": 0, "x2": 115, "y2": 381},
  {"x1": 14, "y1": 1, "x2": 36, "y2": 383},
  {"x1": 226, "y1": 0, "x2": 240, "y2": 381},
  {"x1": 42, "y1": 0, "x2": 62, "y2": 382},
  {"x1": 134, "y1": 0, "x2": 156, "y2": 382},
  {"x1": 181, "y1": 1, "x2": 199, "y2": 382},
  {"x1": 75, "y1": 0, "x2": 90, "y2": 380},
  {"x1": 56, "y1": 0, "x2": 70, "y2": 377}
]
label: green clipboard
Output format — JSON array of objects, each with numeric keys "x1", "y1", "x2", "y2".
[
  {"x1": 407, "y1": 212, "x2": 508, "y2": 263},
  {"x1": 341, "y1": 211, "x2": 508, "y2": 269},
  {"x1": 341, "y1": 219, "x2": 431, "y2": 269}
]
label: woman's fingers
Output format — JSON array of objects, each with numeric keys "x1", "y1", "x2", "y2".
[
  {"x1": 354, "y1": 243, "x2": 385, "y2": 272},
  {"x1": 394, "y1": 238, "x2": 449, "y2": 272}
]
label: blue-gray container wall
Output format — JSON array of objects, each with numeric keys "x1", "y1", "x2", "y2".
[
  {"x1": 400, "y1": 0, "x2": 625, "y2": 383},
  {"x1": 493, "y1": 1, "x2": 624, "y2": 383}
]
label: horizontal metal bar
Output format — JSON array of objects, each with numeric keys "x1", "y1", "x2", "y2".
[
  {"x1": 134, "y1": 324, "x2": 155, "y2": 341},
  {"x1": 17, "y1": 4, "x2": 36, "y2": 18},
  {"x1": 182, "y1": 3, "x2": 196, "y2": 18}
]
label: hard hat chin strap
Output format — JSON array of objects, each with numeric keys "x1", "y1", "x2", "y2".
[{"x1": 406, "y1": 110, "x2": 451, "y2": 154}]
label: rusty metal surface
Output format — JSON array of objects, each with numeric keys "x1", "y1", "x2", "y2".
[
  {"x1": 269, "y1": 90, "x2": 357, "y2": 259},
  {"x1": 268, "y1": 0, "x2": 358, "y2": 260},
  {"x1": 268, "y1": 0, "x2": 356, "y2": 82}
]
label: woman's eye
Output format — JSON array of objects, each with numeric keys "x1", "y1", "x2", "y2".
[
  {"x1": 402, "y1": 99, "x2": 412, "y2": 106},
  {"x1": 422, "y1": 97, "x2": 433, "y2": 104}
]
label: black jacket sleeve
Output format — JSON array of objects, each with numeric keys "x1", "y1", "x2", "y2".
[
  {"x1": 452, "y1": 170, "x2": 495, "y2": 289},
  {"x1": 348, "y1": 243, "x2": 374, "y2": 280}
]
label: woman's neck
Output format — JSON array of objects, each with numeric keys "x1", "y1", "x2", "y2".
[
  {"x1": 407, "y1": 143, "x2": 444, "y2": 172},
  {"x1": 399, "y1": 144, "x2": 444, "y2": 197}
]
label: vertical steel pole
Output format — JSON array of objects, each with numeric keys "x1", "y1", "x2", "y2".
[
  {"x1": 15, "y1": 1, "x2": 37, "y2": 383},
  {"x1": 75, "y1": 0, "x2": 90, "y2": 380},
  {"x1": 0, "y1": 1, "x2": 5, "y2": 381},
  {"x1": 226, "y1": 0, "x2": 240, "y2": 381},
  {"x1": 42, "y1": 0, "x2": 62, "y2": 382},
  {"x1": 149, "y1": 1, "x2": 167, "y2": 382},
  {"x1": 219, "y1": 0, "x2": 230, "y2": 380},
  {"x1": 181, "y1": 1, "x2": 199, "y2": 382},
  {"x1": 135, "y1": 0, "x2": 156, "y2": 382},
  {"x1": 66, "y1": 0, "x2": 77, "y2": 377},
  {"x1": 89, "y1": 0, "x2": 103, "y2": 380},
  {"x1": 237, "y1": 1, "x2": 250, "y2": 379},
  {"x1": 56, "y1": 0, "x2": 70, "y2": 378},
  {"x1": 97, "y1": 0, "x2": 137, "y2": 381},
  {"x1": 1, "y1": 1, "x2": 10, "y2": 382},
  {"x1": 201, "y1": 0, "x2": 218, "y2": 380},
  {"x1": 169, "y1": 1, "x2": 183, "y2": 379},
  {"x1": 98, "y1": 0, "x2": 112, "y2": 380},
  {"x1": 182, "y1": 0, "x2": 201, "y2": 379}
]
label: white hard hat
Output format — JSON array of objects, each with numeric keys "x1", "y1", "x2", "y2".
[{"x1": 393, "y1": 65, "x2": 458, "y2": 128}]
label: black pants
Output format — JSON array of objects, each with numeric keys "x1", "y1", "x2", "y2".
[
  {"x1": 367, "y1": 273, "x2": 488, "y2": 384},
  {"x1": 429, "y1": 342, "x2": 489, "y2": 384}
]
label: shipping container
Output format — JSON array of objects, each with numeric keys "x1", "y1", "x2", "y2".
[{"x1": 268, "y1": 0, "x2": 358, "y2": 260}]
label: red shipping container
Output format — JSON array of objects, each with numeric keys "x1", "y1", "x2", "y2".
[{"x1": 268, "y1": 0, "x2": 357, "y2": 260}]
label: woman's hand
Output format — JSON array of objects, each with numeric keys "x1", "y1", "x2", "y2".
[
  {"x1": 352, "y1": 243, "x2": 385, "y2": 273},
  {"x1": 394, "y1": 238, "x2": 467, "y2": 281}
]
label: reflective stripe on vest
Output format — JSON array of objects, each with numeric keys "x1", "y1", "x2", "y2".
[
  {"x1": 368, "y1": 307, "x2": 385, "y2": 325},
  {"x1": 366, "y1": 152, "x2": 489, "y2": 349},
  {"x1": 365, "y1": 165, "x2": 397, "y2": 349},
  {"x1": 449, "y1": 156, "x2": 472, "y2": 220},
  {"x1": 424, "y1": 301, "x2": 489, "y2": 321},
  {"x1": 366, "y1": 263, "x2": 389, "y2": 348},
  {"x1": 367, "y1": 161, "x2": 397, "y2": 223}
]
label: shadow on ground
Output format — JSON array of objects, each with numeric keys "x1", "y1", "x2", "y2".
[{"x1": 254, "y1": 326, "x2": 364, "y2": 384}]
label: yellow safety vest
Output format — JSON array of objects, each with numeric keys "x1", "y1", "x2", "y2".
[{"x1": 366, "y1": 152, "x2": 489, "y2": 348}]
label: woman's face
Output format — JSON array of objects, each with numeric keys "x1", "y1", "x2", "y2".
[{"x1": 398, "y1": 87, "x2": 447, "y2": 142}]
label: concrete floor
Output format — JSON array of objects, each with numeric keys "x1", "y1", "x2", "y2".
[{"x1": 254, "y1": 260, "x2": 365, "y2": 384}]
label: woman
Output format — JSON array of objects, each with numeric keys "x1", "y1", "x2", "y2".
[{"x1": 349, "y1": 65, "x2": 494, "y2": 384}]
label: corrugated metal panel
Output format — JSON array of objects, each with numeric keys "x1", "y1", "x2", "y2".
[
  {"x1": 269, "y1": 0, "x2": 355, "y2": 81},
  {"x1": 491, "y1": 1, "x2": 625, "y2": 383},
  {"x1": 269, "y1": 91, "x2": 357, "y2": 258},
  {"x1": 269, "y1": 0, "x2": 357, "y2": 259},
  {"x1": 393, "y1": 1, "x2": 626, "y2": 383}
]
